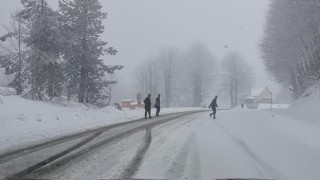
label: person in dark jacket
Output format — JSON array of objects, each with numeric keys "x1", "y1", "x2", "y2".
[
  {"x1": 144, "y1": 94, "x2": 152, "y2": 119},
  {"x1": 154, "y1": 94, "x2": 161, "y2": 116},
  {"x1": 209, "y1": 96, "x2": 218, "y2": 119}
]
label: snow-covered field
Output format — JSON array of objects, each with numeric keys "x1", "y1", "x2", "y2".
[{"x1": 0, "y1": 95, "x2": 204, "y2": 153}]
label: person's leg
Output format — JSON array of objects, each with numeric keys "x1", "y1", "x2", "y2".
[
  {"x1": 156, "y1": 107, "x2": 160, "y2": 116},
  {"x1": 148, "y1": 108, "x2": 152, "y2": 118},
  {"x1": 213, "y1": 108, "x2": 216, "y2": 118},
  {"x1": 145, "y1": 109, "x2": 147, "y2": 119},
  {"x1": 210, "y1": 108, "x2": 215, "y2": 118}
]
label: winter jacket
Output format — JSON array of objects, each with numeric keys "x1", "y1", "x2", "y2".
[
  {"x1": 144, "y1": 97, "x2": 151, "y2": 109},
  {"x1": 209, "y1": 99, "x2": 218, "y2": 109},
  {"x1": 154, "y1": 97, "x2": 160, "y2": 108}
]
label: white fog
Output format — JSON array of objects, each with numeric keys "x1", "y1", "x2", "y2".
[{"x1": 0, "y1": 0, "x2": 319, "y2": 180}]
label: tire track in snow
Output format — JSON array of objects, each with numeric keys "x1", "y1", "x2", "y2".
[
  {"x1": 7, "y1": 130, "x2": 104, "y2": 180},
  {"x1": 119, "y1": 126, "x2": 153, "y2": 179},
  {"x1": 32, "y1": 112, "x2": 202, "y2": 179},
  {"x1": 120, "y1": 116, "x2": 200, "y2": 179},
  {"x1": 189, "y1": 145, "x2": 202, "y2": 179},
  {"x1": 213, "y1": 120, "x2": 288, "y2": 180},
  {"x1": 4, "y1": 111, "x2": 205, "y2": 179},
  {"x1": 0, "y1": 110, "x2": 205, "y2": 165},
  {"x1": 165, "y1": 133, "x2": 201, "y2": 180}
]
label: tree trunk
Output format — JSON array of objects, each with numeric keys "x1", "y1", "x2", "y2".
[{"x1": 234, "y1": 81, "x2": 238, "y2": 106}]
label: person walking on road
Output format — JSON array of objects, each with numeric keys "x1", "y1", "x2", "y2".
[
  {"x1": 154, "y1": 94, "x2": 161, "y2": 116},
  {"x1": 144, "y1": 94, "x2": 152, "y2": 119},
  {"x1": 209, "y1": 96, "x2": 218, "y2": 119}
]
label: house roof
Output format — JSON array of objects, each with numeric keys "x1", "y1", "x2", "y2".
[
  {"x1": 251, "y1": 87, "x2": 271, "y2": 97},
  {"x1": 251, "y1": 87, "x2": 265, "y2": 97}
]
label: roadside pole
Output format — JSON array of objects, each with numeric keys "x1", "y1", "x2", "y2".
[{"x1": 271, "y1": 91, "x2": 273, "y2": 111}]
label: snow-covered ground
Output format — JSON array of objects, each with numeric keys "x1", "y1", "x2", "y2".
[
  {"x1": 2, "y1": 83, "x2": 320, "y2": 180},
  {"x1": 134, "y1": 109, "x2": 320, "y2": 180},
  {"x1": 33, "y1": 108, "x2": 320, "y2": 180},
  {"x1": 283, "y1": 82, "x2": 320, "y2": 126},
  {"x1": 0, "y1": 95, "x2": 204, "y2": 153},
  {"x1": 134, "y1": 86, "x2": 320, "y2": 179}
]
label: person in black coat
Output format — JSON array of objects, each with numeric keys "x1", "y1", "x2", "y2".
[
  {"x1": 144, "y1": 94, "x2": 152, "y2": 119},
  {"x1": 209, "y1": 96, "x2": 218, "y2": 119},
  {"x1": 154, "y1": 94, "x2": 161, "y2": 116}
]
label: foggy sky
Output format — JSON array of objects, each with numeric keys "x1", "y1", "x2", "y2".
[{"x1": 0, "y1": 0, "x2": 278, "y2": 103}]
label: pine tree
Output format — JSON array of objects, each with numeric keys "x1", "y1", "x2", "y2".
[
  {"x1": 21, "y1": 0, "x2": 64, "y2": 100},
  {"x1": 1, "y1": 12, "x2": 28, "y2": 95},
  {"x1": 59, "y1": 0, "x2": 115, "y2": 103}
]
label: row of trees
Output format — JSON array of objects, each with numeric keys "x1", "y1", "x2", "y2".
[
  {"x1": 136, "y1": 42, "x2": 216, "y2": 107},
  {"x1": 261, "y1": 0, "x2": 320, "y2": 98},
  {"x1": 0, "y1": 0, "x2": 119, "y2": 104},
  {"x1": 136, "y1": 42, "x2": 254, "y2": 108}
]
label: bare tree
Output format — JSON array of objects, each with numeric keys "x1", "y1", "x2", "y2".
[
  {"x1": 220, "y1": 52, "x2": 254, "y2": 108},
  {"x1": 136, "y1": 56, "x2": 162, "y2": 101},
  {"x1": 158, "y1": 47, "x2": 177, "y2": 107},
  {"x1": 179, "y1": 42, "x2": 217, "y2": 107},
  {"x1": 135, "y1": 42, "x2": 216, "y2": 107}
]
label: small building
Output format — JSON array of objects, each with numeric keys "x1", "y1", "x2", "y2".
[
  {"x1": 252, "y1": 87, "x2": 272, "y2": 104},
  {"x1": 241, "y1": 87, "x2": 272, "y2": 108}
]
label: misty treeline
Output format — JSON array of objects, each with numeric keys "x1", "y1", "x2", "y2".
[
  {"x1": 0, "y1": 0, "x2": 119, "y2": 105},
  {"x1": 135, "y1": 42, "x2": 254, "y2": 108},
  {"x1": 261, "y1": 0, "x2": 320, "y2": 98}
]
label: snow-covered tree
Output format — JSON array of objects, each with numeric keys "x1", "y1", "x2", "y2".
[
  {"x1": 261, "y1": 0, "x2": 320, "y2": 98},
  {"x1": 21, "y1": 0, "x2": 64, "y2": 100},
  {"x1": 59, "y1": 0, "x2": 117, "y2": 103},
  {"x1": 0, "y1": 11, "x2": 28, "y2": 95}
]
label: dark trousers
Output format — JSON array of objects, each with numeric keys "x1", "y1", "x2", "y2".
[
  {"x1": 210, "y1": 108, "x2": 216, "y2": 118},
  {"x1": 156, "y1": 107, "x2": 160, "y2": 116},
  {"x1": 145, "y1": 108, "x2": 151, "y2": 118}
]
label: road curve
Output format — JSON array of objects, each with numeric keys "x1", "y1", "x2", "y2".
[{"x1": 0, "y1": 110, "x2": 205, "y2": 180}]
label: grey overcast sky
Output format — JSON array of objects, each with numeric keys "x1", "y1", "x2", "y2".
[{"x1": 0, "y1": 0, "x2": 278, "y2": 102}]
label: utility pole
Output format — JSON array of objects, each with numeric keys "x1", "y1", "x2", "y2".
[{"x1": 271, "y1": 91, "x2": 273, "y2": 111}]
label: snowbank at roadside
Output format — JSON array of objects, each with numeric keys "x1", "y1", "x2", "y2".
[
  {"x1": 284, "y1": 82, "x2": 320, "y2": 126},
  {"x1": 0, "y1": 95, "x2": 204, "y2": 153}
]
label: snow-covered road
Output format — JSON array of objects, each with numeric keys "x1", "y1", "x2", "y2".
[
  {"x1": 134, "y1": 110, "x2": 320, "y2": 180},
  {"x1": 2, "y1": 109, "x2": 320, "y2": 180}
]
